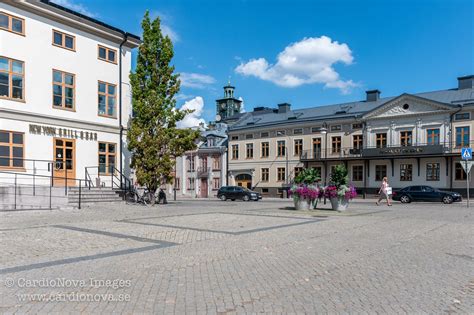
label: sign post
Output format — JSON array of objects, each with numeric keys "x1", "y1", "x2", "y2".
[{"x1": 461, "y1": 148, "x2": 472, "y2": 207}]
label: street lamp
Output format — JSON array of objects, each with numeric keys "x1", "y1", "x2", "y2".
[{"x1": 320, "y1": 123, "x2": 328, "y2": 204}]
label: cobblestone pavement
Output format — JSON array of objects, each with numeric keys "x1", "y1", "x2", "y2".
[{"x1": 0, "y1": 199, "x2": 472, "y2": 314}]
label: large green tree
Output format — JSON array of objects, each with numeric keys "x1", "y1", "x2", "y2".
[{"x1": 128, "y1": 11, "x2": 199, "y2": 202}]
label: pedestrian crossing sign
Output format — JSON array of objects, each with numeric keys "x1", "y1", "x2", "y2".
[{"x1": 461, "y1": 148, "x2": 472, "y2": 160}]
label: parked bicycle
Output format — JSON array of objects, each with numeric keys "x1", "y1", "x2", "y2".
[{"x1": 125, "y1": 187, "x2": 153, "y2": 205}]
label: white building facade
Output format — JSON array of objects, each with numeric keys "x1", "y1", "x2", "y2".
[{"x1": 0, "y1": 1, "x2": 140, "y2": 189}]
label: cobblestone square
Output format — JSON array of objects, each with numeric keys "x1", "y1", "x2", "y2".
[{"x1": 0, "y1": 199, "x2": 472, "y2": 314}]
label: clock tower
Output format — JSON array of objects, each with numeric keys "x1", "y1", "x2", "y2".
[{"x1": 215, "y1": 81, "x2": 242, "y2": 120}]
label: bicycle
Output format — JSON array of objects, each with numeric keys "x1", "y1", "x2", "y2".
[{"x1": 125, "y1": 187, "x2": 152, "y2": 205}]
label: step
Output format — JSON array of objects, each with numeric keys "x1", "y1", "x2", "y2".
[{"x1": 68, "y1": 198, "x2": 123, "y2": 204}]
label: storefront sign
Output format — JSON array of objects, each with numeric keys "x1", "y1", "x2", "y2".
[
  {"x1": 29, "y1": 124, "x2": 98, "y2": 141},
  {"x1": 362, "y1": 145, "x2": 444, "y2": 157}
]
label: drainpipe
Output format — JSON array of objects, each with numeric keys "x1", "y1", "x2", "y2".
[{"x1": 119, "y1": 33, "x2": 128, "y2": 188}]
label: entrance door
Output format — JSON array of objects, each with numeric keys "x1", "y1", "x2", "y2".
[
  {"x1": 200, "y1": 178, "x2": 208, "y2": 198},
  {"x1": 53, "y1": 138, "x2": 75, "y2": 186},
  {"x1": 235, "y1": 174, "x2": 252, "y2": 189}
]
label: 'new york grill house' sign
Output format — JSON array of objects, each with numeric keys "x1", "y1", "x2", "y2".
[{"x1": 29, "y1": 124, "x2": 98, "y2": 141}]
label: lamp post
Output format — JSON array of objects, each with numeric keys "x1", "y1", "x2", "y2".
[{"x1": 320, "y1": 123, "x2": 328, "y2": 204}]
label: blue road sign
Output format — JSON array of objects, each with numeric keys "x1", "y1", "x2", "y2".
[{"x1": 461, "y1": 148, "x2": 472, "y2": 160}]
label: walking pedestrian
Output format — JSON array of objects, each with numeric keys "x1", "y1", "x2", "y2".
[{"x1": 376, "y1": 177, "x2": 392, "y2": 206}]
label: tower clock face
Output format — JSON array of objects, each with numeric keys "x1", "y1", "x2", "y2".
[{"x1": 221, "y1": 103, "x2": 226, "y2": 109}]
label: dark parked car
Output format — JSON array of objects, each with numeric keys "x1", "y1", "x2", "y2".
[
  {"x1": 392, "y1": 185, "x2": 462, "y2": 204},
  {"x1": 217, "y1": 186, "x2": 262, "y2": 201}
]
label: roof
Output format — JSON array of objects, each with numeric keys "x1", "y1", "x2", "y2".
[
  {"x1": 229, "y1": 86, "x2": 474, "y2": 131},
  {"x1": 10, "y1": 1, "x2": 141, "y2": 46},
  {"x1": 40, "y1": 0, "x2": 140, "y2": 41}
]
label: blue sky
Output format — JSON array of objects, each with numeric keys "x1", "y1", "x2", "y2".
[{"x1": 55, "y1": 0, "x2": 473, "y2": 126}]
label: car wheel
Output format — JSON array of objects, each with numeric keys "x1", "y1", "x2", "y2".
[
  {"x1": 400, "y1": 195, "x2": 411, "y2": 203},
  {"x1": 243, "y1": 195, "x2": 250, "y2": 201},
  {"x1": 220, "y1": 195, "x2": 227, "y2": 201},
  {"x1": 231, "y1": 199, "x2": 235, "y2": 201},
  {"x1": 442, "y1": 195, "x2": 453, "y2": 204}
]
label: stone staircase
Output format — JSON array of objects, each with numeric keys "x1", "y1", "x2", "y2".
[{"x1": 67, "y1": 187, "x2": 124, "y2": 206}]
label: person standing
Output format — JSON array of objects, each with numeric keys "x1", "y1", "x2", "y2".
[{"x1": 376, "y1": 177, "x2": 392, "y2": 206}]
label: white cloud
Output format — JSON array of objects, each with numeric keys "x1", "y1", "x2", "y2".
[
  {"x1": 150, "y1": 11, "x2": 180, "y2": 43},
  {"x1": 175, "y1": 93, "x2": 194, "y2": 101},
  {"x1": 51, "y1": 0, "x2": 97, "y2": 18},
  {"x1": 177, "y1": 97, "x2": 207, "y2": 129},
  {"x1": 180, "y1": 73, "x2": 216, "y2": 89},
  {"x1": 235, "y1": 36, "x2": 358, "y2": 94},
  {"x1": 238, "y1": 97, "x2": 246, "y2": 113}
]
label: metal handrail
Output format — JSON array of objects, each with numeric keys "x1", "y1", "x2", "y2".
[{"x1": 0, "y1": 169, "x2": 85, "y2": 210}]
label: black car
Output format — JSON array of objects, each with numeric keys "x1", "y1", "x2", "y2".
[
  {"x1": 217, "y1": 186, "x2": 262, "y2": 201},
  {"x1": 392, "y1": 185, "x2": 462, "y2": 204}
]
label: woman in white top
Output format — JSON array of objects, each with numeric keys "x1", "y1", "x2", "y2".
[{"x1": 376, "y1": 177, "x2": 392, "y2": 206}]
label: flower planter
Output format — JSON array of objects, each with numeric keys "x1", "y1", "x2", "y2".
[
  {"x1": 330, "y1": 197, "x2": 349, "y2": 211},
  {"x1": 294, "y1": 198, "x2": 311, "y2": 211}
]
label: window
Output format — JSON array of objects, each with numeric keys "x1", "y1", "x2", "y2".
[
  {"x1": 260, "y1": 132, "x2": 269, "y2": 138},
  {"x1": 352, "y1": 165, "x2": 363, "y2": 181},
  {"x1": 376, "y1": 133, "x2": 387, "y2": 148},
  {"x1": 212, "y1": 157, "x2": 220, "y2": 170},
  {"x1": 312, "y1": 138, "x2": 321, "y2": 158},
  {"x1": 52, "y1": 30, "x2": 75, "y2": 50},
  {"x1": 246, "y1": 143, "x2": 253, "y2": 159},
  {"x1": 455, "y1": 113, "x2": 470, "y2": 121},
  {"x1": 293, "y1": 128, "x2": 303, "y2": 135},
  {"x1": 311, "y1": 127, "x2": 321, "y2": 133},
  {"x1": 213, "y1": 178, "x2": 220, "y2": 190},
  {"x1": 261, "y1": 142, "x2": 269, "y2": 158},
  {"x1": 98, "y1": 142, "x2": 116, "y2": 174},
  {"x1": 456, "y1": 126, "x2": 470, "y2": 147},
  {"x1": 0, "y1": 12, "x2": 24, "y2": 35},
  {"x1": 174, "y1": 177, "x2": 180, "y2": 189},
  {"x1": 427, "y1": 129, "x2": 440, "y2": 145},
  {"x1": 331, "y1": 136, "x2": 341, "y2": 153},
  {"x1": 262, "y1": 188, "x2": 269, "y2": 193},
  {"x1": 98, "y1": 45, "x2": 117, "y2": 63},
  {"x1": 98, "y1": 81, "x2": 116, "y2": 118},
  {"x1": 455, "y1": 162, "x2": 466, "y2": 180},
  {"x1": 245, "y1": 134, "x2": 253, "y2": 139},
  {"x1": 400, "y1": 131, "x2": 412, "y2": 146},
  {"x1": 400, "y1": 164, "x2": 413, "y2": 181},
  {"x1": 352, "y1": 123, "x2": 363, "y2": 130},
  {"x1": 231, "y1": 135, "x2": 238, "y2": 140},
  {"x1": 52, "y1": 70, "x2": 74, "y2": 110},
  {"x1": 232, "y1": 144, "x2": 239, "y2": 159},
  {"x1": 187, "y1": 157, "x2": 195, "y2": 171},
  {"x1": 188, "y1": 178, "x2": 195, "y2": 190},
  {"x1": 0, "y1": 131, "x2": 24, "y2": 168},
  {"x1": 0, "y1": 57, "x2": 24, "y2": 101},
  {"x1": 276, "y1": 130, "x2": 286, "y2": 136},
  {"x1": 294, "y1": 167, "x2": 303, "y2": 177},
  {"x1": 426, "y1": 163, "x2": 440, "y2": 181},
  {"x1": 331, "y1": 125, "x2": 342, "y2": 131},
  {"x1": 375, "y1": 165, "x2": 387, "y2": 181},
  {"x1": 294, "y1": 139, "x2": 303, "y2": 156},
  {"x1": 353, "y1": 135, "x2": 363, "y2": 149},
  {"x1": 261, "y1": 168, "x2": 269, "y2": 182},
  {"x1": 277, "y1": 167, "x2": 285, "y2": 182},
  {"x1": 277, "y1": 140, "x2": 286, "y2": 157}
]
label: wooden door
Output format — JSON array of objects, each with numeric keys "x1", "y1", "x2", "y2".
[
  {"x1": 200, "y1": 179, "x2": 208, "y2": 198},
  {"x1": 53, "y1": 138, "x2": 75, "y2": 186}
]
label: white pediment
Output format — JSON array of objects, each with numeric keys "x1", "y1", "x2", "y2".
[{"x1": 364, "y1": 94, "x2": 453, "y2": 119}]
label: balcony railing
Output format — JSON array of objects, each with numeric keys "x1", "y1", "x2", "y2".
[
  {"x1": 197, "y1": 166, "x2": 210, "y2": 178},
  {"x1": 300, "y1": 142, "x2": 471, "y2": 161}
]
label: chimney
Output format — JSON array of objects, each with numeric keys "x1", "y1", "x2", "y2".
[
  {"x1": 458, "y1": 75, "x2": 474, "y2": 90},
  {"x1": 278, "y1": 103, "x2": 291, "y2": 113},
  {"x1": 366, "y1": 90, "x2": 381, "y2": 102}
]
